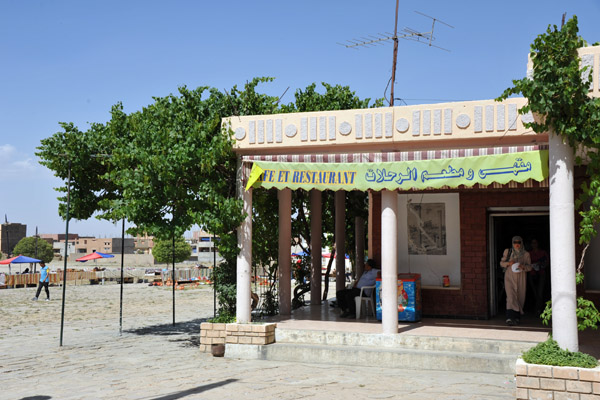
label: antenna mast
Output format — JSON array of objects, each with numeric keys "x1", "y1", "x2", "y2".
[
  {"x1": 339, "y1": 5, "x2": 454, "y2": 106},
  {"x1": 391, "y1": 0, "x2": 400, "y2": 106}
]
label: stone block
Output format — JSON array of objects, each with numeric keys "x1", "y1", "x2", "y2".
[
  {"x1": 516, "y1": 359, "x2": 528, "y2": 376},
  {"x1": 203, "y1": 337, "x2": 213, "y2": 345},
  {"x1": 529, "y1": 364, "x2": 553, "y2": 378},
  {"x1": 200, "y1": 330, "x2": 206, "y2": 337},
  {"x1": 517, "y1": 376, "x2": 540, "y2": 389},
  {"x1": 226, "y1": 336, "x2": 238, "y2": 344},
  {"x1": 252, "y1": 325, "x2": 267, "y2": 333},
  {"x1": 580, "y1": 369, "x2": 600, "y2": 382},
  {"x1": 251, "y1": 337, "x2": 267, "y2": 345},
  {"x1": 540, "y1": 377, "x2": 566, "y2": 391},
  {"x1": 567, "y1": 380, "x2": 593, "y2": 394},
  {"x1": 212, "y1": 323, "x2": 225, "y2": 330},
  {"x1": 516, "y1": 387, "x2": 528, "y2": 399},
  {"x1": 267, "y1": 334, "x2": 275, "y2": 343},
  {"x1": 226, "y1": 323, "x2": 239, "y2": 332},
  {"x1": 239, "y1": 324, "x2": 253, "y2": 332},
  {"x1": 555, "y1": 367, "x2": 580, "y2": 380},
  {"x1": 554, "y1": 392, "x2": 580, "y2": 400},
  {"x1": 528, "y1": 389, "x2": 554, "y2": 399},
  {"x1": 199, "y1": 344, "x2": 208, "y2": 352},
  {"x1": 594, "y1": 382, "x2": 600, "y2": 394},
  {"x1": 580, "y1": 394, "x2": 600, "y2": 400},
  {"x1": 200, "y1": 322, "x2": 213, "y2": 330},
  {"x1": 207, "y1": 330, "x2": 220, "y2": 338},
  {"x1": 238, "y1": 336, "x2": 252, "y2": 344}
]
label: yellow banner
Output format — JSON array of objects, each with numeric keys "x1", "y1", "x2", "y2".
[{"x1": 245, "y1": 150, "x2": 549, "y2": 191}]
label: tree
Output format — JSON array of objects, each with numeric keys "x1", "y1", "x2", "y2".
[
  {"x1": 12, "y1": 237, "x2": 54, "y2": 264},
  {"x1": 152, "y1": 237, "x2": 191, "y2": 265},
  {"x1": 282, "y1": 83, "x2": 378, "y2": 304},
  {"x1": 497, "y1": 16, "x2": 600, "y2": 331},
  {"x1": 37, "y1": 79, "x2": 379, "y2": 318}
]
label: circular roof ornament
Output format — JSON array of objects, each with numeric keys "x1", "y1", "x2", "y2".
[
  {"x1": 234, "y1": 127, "x2": 246, "y2": 140},
  {"x1": 285, "y1": 124, "x2": 297, "y2": 138},
  {"x1": 339, "y1": 121, "x2": 352, "y2": 136},
  {"x1": 456, "y1": 114, "x2": 471, "y2": 129},
  {"x1": 395, "y1": 118, "x2": 409, "y2": 133}
]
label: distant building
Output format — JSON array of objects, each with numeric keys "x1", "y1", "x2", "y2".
[
  {"x1": 187, "y1": 230, "x2": 222, "y2": 266},
  {"x1": 133, "y1": 234, "x2": 154, "y2": 254},
  {"x1": 55, "y1": 237, "x2": 135, "y2": 258},
  {"x1": 0, "y1": 222, "x2": 27, "y2": 256}
]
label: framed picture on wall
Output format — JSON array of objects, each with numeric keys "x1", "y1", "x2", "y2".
[{"x1": 407, "y1": 202, "x2": 447, "y2": 255}]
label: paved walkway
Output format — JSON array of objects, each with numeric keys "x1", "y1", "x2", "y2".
[{"x1": 0, "y1": 283, "x2": 517, "y2": 399}]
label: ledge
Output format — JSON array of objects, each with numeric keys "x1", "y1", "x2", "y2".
[{"x1": 515, "y1": 358, "x2": 600, "y2": 400}]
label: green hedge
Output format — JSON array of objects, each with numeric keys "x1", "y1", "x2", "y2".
[{"x1": 523, "y1": 338, "x2": 598, "y2": 368}]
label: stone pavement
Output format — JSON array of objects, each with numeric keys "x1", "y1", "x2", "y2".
[{"x1": 0, "y1": 283, "x2": 516, "y2": 399}]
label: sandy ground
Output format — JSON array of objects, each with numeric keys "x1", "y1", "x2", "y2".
[{"x1": 0, "y1": 282, "x2": 518, "y2": 400}]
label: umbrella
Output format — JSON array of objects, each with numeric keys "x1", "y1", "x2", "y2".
[
  {"x1": 0, "y1": 255, "x2": 42, "y2": 264},
  {"x1": 76, "y1": 252, "x2": 115, "y2": 262},
  {"x1": 0, "y1": 255, "x2": 42, "y2": 274},
  {"x1": 292, "y1": 251, "x2": 309, "y2": 257}
]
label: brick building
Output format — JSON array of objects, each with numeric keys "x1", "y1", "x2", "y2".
[
  {"x1": 227, "y1": 45, "x2": 600, "y2": 350},
  {"x1": 0, "y1": 222, "x2": 27, "y2": 256}
]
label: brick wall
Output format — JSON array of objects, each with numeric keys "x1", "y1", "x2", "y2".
[
  {"x1": 516, "y1": 358, "x2": 600, "y2": 399},
  {"x1": 419, "y1": 189, "x2": 548, "y2": 318},
  {"x1": 199, "y1": 322, "x2": 276, "y2": 353}
]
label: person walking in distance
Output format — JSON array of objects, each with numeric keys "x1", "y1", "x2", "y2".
[{"x1": 32, "y1": 261, "x2": 50, "y2": 301}]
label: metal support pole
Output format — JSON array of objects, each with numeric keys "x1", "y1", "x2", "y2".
[
  {"x1": 34, "y1": 226, "x2": 38, "y2": 274},
  {"x1": 59, "y1": 159, "x2": 72, "y2": 347},
  {"x1": 213, "y1": 233, "x2": 216, "y2": 318},
  {"x1": 172, "y1": 233, "x2": 176, "y2": 325},
  {"x1": 119, "y1": 218, "x2": 125, "y2": 335}
]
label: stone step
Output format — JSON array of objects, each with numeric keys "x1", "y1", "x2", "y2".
[
  {"x1": 224, "y1": 329, "x2": 538, "y2": 374},
  {"x1": 225, "y1": 342, "x2": 520, "y2": 374},
  {"x1": 275, "y1": 328, "x2": 536, "y2": 355}
]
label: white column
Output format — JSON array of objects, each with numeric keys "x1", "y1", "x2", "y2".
[
  {"x1": 355, "y1": 216, "x2": 365, "y2": 279},
  {"x1": 236, "y1": 187, "x2": 252, "y2": 323},
  {"x1": 381, "y1": 189, "x2": 398, "y2": 334},
  {"x1": 278, "y1": 188, "x2": 292, "y2": 315},
  {"x1": 549, "y1": 132, "x2": 578, "y2": 351},
  {"x1": 335, "y1": 191, "x2": 346, "y2": 292},
  {"x1": 310, "y1": 189, "x2": 322, "y2": 305}
]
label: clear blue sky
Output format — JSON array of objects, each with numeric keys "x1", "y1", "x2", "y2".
[{"x1": 1, "y1": 0, "x2": 599, "y2": 238}]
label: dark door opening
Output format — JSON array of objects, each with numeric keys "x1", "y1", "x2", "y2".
[{"x1": 489, "y1": 213, "x2": 550, "y2": 318}]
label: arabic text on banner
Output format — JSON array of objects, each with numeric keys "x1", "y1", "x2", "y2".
[{"x1": 244, "y1": 150, "x2": 549, "y2": 191}]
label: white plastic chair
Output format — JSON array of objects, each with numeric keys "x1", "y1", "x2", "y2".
[{"x1": 355, "y1": 285, "x2": 376, "y2": 319}]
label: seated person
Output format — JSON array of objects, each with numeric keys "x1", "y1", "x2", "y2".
[{"x1": 336, "y1": 259, "x2": 378, "y2": 318}]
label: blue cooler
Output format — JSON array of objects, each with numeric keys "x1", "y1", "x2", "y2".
[{"x1": 375, "y1": 273, "x2": 422, "y2": 322}]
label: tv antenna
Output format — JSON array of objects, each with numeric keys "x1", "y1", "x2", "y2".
[{"x1": 338, "y1": 1, "x2": 453, "y2": 106}]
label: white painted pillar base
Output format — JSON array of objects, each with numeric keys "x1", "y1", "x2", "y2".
[
  {"x1": 355, "y1": 216, "x2": 365, "y2": 279},
  {"x1": 381, "y1": 190, "x2": 398, "y2": 334},
  {"x1": 236, "y1": 187, "x2": 252, "y2": 324},
  {"x1": 278, "y1": 189, "x2": 292, "y2": 315},
  {"x1": 310, "y1": 190, "x2": 322, "y2": 305},
  {"x1": 549, "y1": 132, "x2": 578, "y2": 351},
  {"x1": 335, "y1": 191, "x2": 346, "y2": 292}
]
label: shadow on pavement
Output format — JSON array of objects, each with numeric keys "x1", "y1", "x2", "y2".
[
  {"x1": 20, "y1": 396, "x2": 52, "y2": 400},
  {"x1": 150, "y1": 379, "x2": 238, "y2": 400},
  {"x1": 125, "y1": 318, "x2": 207, "y2": 348}
]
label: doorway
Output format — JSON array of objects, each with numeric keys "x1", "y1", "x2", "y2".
[{"x1": 488, "y1": 208, "x2": 550, "y2": 317}]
